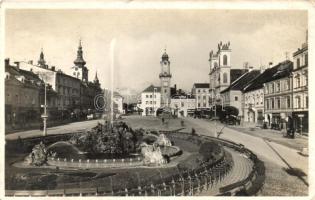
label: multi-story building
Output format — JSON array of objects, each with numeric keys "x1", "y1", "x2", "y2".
[
  {"x1": 191, "y1": 83, "x2": 210, "y2": 110},
  {"x1": 208, "y1": 41, "x2": 248, "y2": 104},
  {"x1": 113, "y1": 91, "x2": 124, "y2": 114},
  {"x1": 220, "y1": 69, "x2": 261, "y2": 119},
  {"x1": 263, "y1": 60, "x2": 293, "y2": 130},
  {"x1": 242, "y1": 66, "x2": 278, "y2": 125},
  {"x1": 170, "y1": 92, "x2": 196, "y2": 117},
  {"x1": 4, "y1": 59, "x2": 57, "y2": 131},
  {"x1": 140, "y1": 85, "x2": 161, "y2": 116},
  {"x1": 292, "y1": 36, "x2": 308, "y2": 134},
  {"x1": 17, "y1": 42, "x2": 102, "y2": 118},
  {"x1": 18, "y1": 50, "x2": 82, "y2": 113}
]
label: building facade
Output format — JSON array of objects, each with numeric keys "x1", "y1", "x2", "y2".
[
  {"x1": 191, "y1": 83, "x2": 211, "y2": 110},
  {"x1": 263, "y1": 60, "x2": 293, "y2": 130},
  {"x1": 170, "y1": 94, "x2": 196, "y2": 117},
  {"x1": 220, "y1": 69, "x2": 261, "y2": 119},
  {"x1": 140, "y1": 85, "x2": 161, "y2": 116},
  {"x1": 292, "y1": 39, "x2": 308, "y2": 133},
  {"x1": 113, "y1": 92, "x2": 124, "y2": 114},
  {"x1": 5, "y1": 59, "x2": 57, "y2": 131}
]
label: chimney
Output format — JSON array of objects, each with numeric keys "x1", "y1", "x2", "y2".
[
  {"x1": 51, "y1": 66, "x2": 55, "y2": 71},
  {"x1": 5, "y1": 58, "x2": 9, "y2": 68},
  {"x1": 260, "y1": 65, "x2": 265, "y2": 73},
  {"x1": 14, "y1": 61, "x2": 20, "y2": 69},
  {"x1": 243, "y1": 62, "x2": 249, "y2": 70},
  {"x1": 28, "y1": 60, "x2": 33, "y2": 65},
  {"x1": 248, "y1": 66, "x2": 253, "y2": 72},
  {"x1": 174, "y1": 84, "x2": 177, "y2": 92}
]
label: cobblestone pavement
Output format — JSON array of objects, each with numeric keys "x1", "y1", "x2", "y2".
[{"x1": 198, "y1": 148, "x2": 253, "y2": 195}]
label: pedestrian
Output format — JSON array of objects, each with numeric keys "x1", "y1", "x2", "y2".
[{"x1": 162, "y1": 117, "x2": 165, "y2": 124}]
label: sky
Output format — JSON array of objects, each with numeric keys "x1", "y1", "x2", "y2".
[{"x1": 5, "y1": 9, "x2": 307, "y2": 92}]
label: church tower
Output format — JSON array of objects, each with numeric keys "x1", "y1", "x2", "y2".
[
  {"x1": 94, "y1": 71, "x2": 100, "y2": 87},
  {"x1": 159, "y1": 49, "x2": 172, "y2": 107},
  {"x1": 72, "y1": 40, "x2": 89, "y2": 82},
  {"x1": 38, "y1": 48, "x2": 47, "y2": 68}
]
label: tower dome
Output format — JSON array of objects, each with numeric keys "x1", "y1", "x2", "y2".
[{"x1": 161, "y1": 49, "x2": 169, "y2": 61}]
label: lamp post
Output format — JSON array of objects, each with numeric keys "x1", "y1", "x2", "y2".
[
  {"x1": 41, "y1": 82, "x2": 48, "y2": 136},
  {"x1": 38, "y1": 71, "x2": 52, "y2": 137}
]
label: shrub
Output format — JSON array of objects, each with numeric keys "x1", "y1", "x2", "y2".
[{"x1": 199, "y1": 141, "x2": 222, "y2": 162}]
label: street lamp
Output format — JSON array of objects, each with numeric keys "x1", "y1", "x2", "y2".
[
  {"x1": 38, "y1": 71, "x2": 53, "y2": 137},
  {"x1": 41, "y1": 82, "x2": 48, "y2": 136}
]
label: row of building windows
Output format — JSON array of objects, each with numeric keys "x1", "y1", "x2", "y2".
[
  {"x1": 173, "y1": 102, "x2": 195, "y2": 108},
  {"x1": 265, "y1": 79, "x2": 290, "y2": 94},
  {"x1": 197, "y1": 89, "x2": 211, "y2": 93},
  {"x1": 265, "y1": 96, "x2": 291, "y2": 110},
  {"x1": 57, "y1": 86, "x2": 79, "y2": 96},
  {"x1": 145, "y1": 94, "x2": 157, "y2": 98},
  {"x1": 145, "y1": 101, "x2": 157, "y2": 105}
]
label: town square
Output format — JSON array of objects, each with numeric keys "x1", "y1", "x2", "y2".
[{"x1": 3, "y1": 8, "x2": 309, "y2": 197}]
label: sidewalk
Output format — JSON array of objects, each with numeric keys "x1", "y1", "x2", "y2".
[
  {"x1": 227, "y1": 125, "x2": 308, "y2": 151},
  {"x1": 5, "y1": 119, "x2": 103, "y2": 141}
]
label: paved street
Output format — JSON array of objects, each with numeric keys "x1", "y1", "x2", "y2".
[
  {"x1": 5, "y1": 119, "x2": 103, "y2": 140},
  {"x1": 183, "y1": 117, "x2": 308, "y2": 176}
]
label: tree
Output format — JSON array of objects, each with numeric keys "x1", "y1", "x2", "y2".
[{"x1": 224, "y1": 106, "x2": 239, "y2": 117}]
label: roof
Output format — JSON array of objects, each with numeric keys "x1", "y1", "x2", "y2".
[
  {"x1": 221, "y1": 70, "x2": 261, "y2": 93},
  {"x1": 243, "y1": 60, "x2": 293, "y2": 93},
  {"x1": 142, "y1": 85, "x2": 161, "y2": 93},
  {"x1": 193, "y1": 83, "x2": 209, "y2": 88},
  {"x1": 230, "y1": 69, "x2": 248, "y2": 83}
]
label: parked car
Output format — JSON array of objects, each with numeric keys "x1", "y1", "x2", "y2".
[{"x1": 87, "y1": 114, "x2": 94, "y2": 120}]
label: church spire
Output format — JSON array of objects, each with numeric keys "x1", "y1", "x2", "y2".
[
  {"x1": 94, "y1": 71, "x2": 99, "y2": 82},
  {"x1": 38, "y1": 48, "x2": 46, "y2": 68},
  {"x1": 74, "y1": 39, "x2": 86, "y2": 67}
]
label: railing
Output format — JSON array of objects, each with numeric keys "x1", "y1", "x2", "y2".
[
  {"x1": 47, "y1": 156, "x2": 144, "y2": 168},
  {"x1": 6, "y1": 131, "x2": 264, "y2": 196}
]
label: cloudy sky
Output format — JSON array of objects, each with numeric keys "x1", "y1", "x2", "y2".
[{"x1": 5, "y1": 9, "x2": 307, "y2": 92}]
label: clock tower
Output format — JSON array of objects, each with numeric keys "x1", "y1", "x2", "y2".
[{"x1": 159, "y1": 49, "x2": 172, "y2": 107}]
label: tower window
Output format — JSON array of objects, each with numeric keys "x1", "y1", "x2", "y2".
[
  {"x1": 223, "y1": 55, "x2": 228, "y2": 66},
  {"x1": 223, "y1": 73, "x2": 228, "y2": 83}
]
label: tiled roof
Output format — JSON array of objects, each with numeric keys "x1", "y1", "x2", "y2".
[
  {"x1": 142, "y1": 85, "x2": 161, "y2": 93},
  {"x1": 221, "y1": 70, "x2": 261, "y2": 93},
  {"x1": 193, "y1": 83, "x2": 209, "y2": 88},
  {"x1": 243, "y1": 60, "x2": 293, "y2": 93},
  {"x1": 230, "y1": 69, "x2": 248, "y2": 83}
]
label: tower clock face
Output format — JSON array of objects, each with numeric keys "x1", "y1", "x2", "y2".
[{"x1": 163, "y1": 81, "x2": 168, "y2": 87}]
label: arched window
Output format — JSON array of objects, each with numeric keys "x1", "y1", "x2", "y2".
[
  {"x1": 223, "y1": 55, "x2": 228, "y2": 66},
  {"x1": 223, "y1": 72, "x2": 228, "y2": 83}
]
